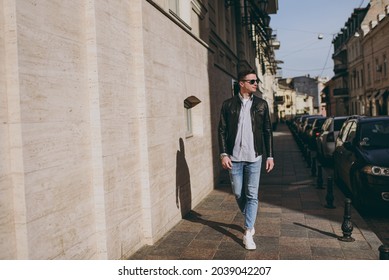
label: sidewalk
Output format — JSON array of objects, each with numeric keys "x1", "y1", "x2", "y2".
[{"x1": 129, "y1": 123, "x2": 383, "y2": 260}]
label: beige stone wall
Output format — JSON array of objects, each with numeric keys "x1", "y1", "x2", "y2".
[
  {"x1": 142, "y1": 2, "x2": 214, "y2": 243},
  {"x1": 0, "y1": 0, "x2": 215, "y2": 259},
  {"x1": 1, "y1": 0, "x2": 97, "y2": 259},
  {"x1": 90, "y1": 0, "x2": 146, "y2": 260},
  {"x1": 0, "y1": 0, "x2": 16, "y2": 260}
]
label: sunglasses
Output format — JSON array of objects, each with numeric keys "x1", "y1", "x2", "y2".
[{"x1": 242, "y1": 79, "x2": 260, "y2": 85}]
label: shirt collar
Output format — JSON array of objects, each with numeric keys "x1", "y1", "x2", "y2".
[{"x1": 239, "y1": 92, "x2": 253, "y2": 102}]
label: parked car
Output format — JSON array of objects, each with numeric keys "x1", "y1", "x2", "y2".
[
  {"x1": 290, "y1": 114, "x2": 306, "y2": 132},
  {"x1": 316, "y1": 116, "x2": 348, "y2": 162},
  {"x1": 299, "y1": 115, "x2": 321, "y2": 139},
  {"x1": 306, "y1": 116, "x2": 327, "y2": 150},
  {"x1": 333, "y1": 116, "x2": 389, "y2": 210},
  {"x1": 297, "y1": 115, "x2": 311, "y2": 136}
]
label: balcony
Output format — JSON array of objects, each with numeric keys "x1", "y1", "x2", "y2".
[
  {"x1": 333, "y1": 88, "x2": 349, "y2": 97},
  {"x1": 334, "y1": 63, "x2": 347, "y2": 73},
  {"x1": 271, "y1": 39, "x2": 280, "y2": 50}
]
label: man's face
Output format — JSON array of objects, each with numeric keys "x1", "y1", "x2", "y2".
[{"x1": 239, "y1": 74, "x2": 258, "y2": 93}]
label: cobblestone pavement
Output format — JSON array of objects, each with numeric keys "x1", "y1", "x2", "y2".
[{"x1": 129, "y1": 123, "x2": 383, "y2": 260}]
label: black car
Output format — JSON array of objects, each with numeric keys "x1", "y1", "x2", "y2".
[
  {"x1": 300, "y1": 115, "x2": 322, "y2": 142},
  {"x1": 306, "y1": 116, "x2": 327, "y2": 150},
  {"x1": 333, "y1": 116, "x2": 389, "y2": 210},
  {"x1": 296, "y1": 115, "x2": 311, "y2": 136}
]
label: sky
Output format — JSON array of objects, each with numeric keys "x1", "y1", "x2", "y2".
[{"x1": 270, "y1": 0, "x2": 370, "y2": 79}]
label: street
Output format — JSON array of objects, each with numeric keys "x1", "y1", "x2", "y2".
[
  {"x1": 319, "y1": 158, "x2": 389, "y2": 246},
  {"x1": 288, "y1": 119, "x2": 389, "y2": 248}
]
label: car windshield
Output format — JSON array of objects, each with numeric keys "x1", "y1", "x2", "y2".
[{"x1": 359, "y1": 120, "x2": 389, "y2": 149}]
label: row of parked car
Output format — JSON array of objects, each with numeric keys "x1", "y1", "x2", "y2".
[
  {"x1": 289, "y1": 114, "x2": 389, "y2": 212},
  {"x1": 290, "y1": 114, "x2": 348, "y2": 161}
]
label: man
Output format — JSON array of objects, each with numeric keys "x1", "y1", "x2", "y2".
[{"x1": 218, "y1": 69, "x2": 274, "y2": 250}]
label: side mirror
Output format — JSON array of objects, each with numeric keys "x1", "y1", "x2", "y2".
[{"x1": 360, "y1": 137, "x2": 370, "y2": 147}]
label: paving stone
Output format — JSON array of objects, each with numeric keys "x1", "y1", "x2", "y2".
[
  {"x1": 342, "y1": 248, "x2": 377, "y2": 260},
  {"x1": 158, "y1": 231, "x2": 198, "y2": 247},
  {"x1": 245, "y1": 251, "x2": 279, "y2": 260},
  {"x1": 180, "y1": 247, "x2": 216, "y2": 260},
  {"x1": 148, "y1": 245, "x2": 187, "y2": 258},
  {"x1": 309, "y1": 238, "x2": 342, "y2": 248},
  {"x1": 311, "y1": 247, "x2": 344, "y2": 258},
  {"x1": 187, "y1": 239, "x2": 220, "y2": 248},
  {"x1": 255, "y1": 223, "x2": 281, "y2": 237},
  {"x1": 213, "y1": 249, "x2": 247, "y2": 260}
]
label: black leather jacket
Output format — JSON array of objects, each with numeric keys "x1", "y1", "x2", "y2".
[{"x1": 218, "y1": 94, "x2": 274, "y2": 159}]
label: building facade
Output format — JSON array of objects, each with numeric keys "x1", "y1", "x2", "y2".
[
  {"x1": 276, "y1": 78, "x2": 314, "y2": 120},
  {"x1": 362, "y1": 2, "x2": 389, "y2": 116},
  {"x1": 0, "y1": 0, "x2": 278, "y2": 259},
  {"x1": 325, "y1": 0, "x2": 389, "y2": 117}
]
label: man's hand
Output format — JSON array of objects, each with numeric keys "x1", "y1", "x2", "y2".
[
  {"x1": 221, "y1": 156, "x2": 233, "y2": 170},
  {"x1": 266, "y1": 158, "x2": 274, "y2": 173}
]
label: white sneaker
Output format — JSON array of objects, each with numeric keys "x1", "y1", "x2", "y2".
[{"x1": 243, "y1": 229, "x2": 256, "y2": 250}]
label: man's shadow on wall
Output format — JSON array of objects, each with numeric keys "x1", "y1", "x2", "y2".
[
  {"x1": 176, "y1": 138, "x2": 244, "y2": 245},
  {"x1": 176, "y1": 138, "x2": 192, "y2": 218}
]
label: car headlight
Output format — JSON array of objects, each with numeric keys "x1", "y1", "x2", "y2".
[{"x1": 362, "y1": 165, "x2": 389, "y2": 176}]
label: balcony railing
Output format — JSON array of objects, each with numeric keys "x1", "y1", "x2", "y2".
[
  {"x1": 333, "y1": 88, "x2": 349, "y2": 96},
  {"x1": 334, "y1": 63, "x2": 347, "y2": 73}
]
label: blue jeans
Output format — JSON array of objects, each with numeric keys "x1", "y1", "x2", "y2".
[{"x1": 229, "y1": 158, "x2": 262, "y2": 230}]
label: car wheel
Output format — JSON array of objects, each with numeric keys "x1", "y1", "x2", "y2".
[{"x1": 351, "y1": 172, "x2": 366, "y2": 212}]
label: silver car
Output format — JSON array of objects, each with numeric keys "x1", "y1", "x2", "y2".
[{"x1": 316, "y1": 116, "x2": 348, "y2": 161}]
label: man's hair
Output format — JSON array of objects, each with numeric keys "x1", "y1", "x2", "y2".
[{"x1": 238, "y1": 69, "x2": 257, "y2": 81}]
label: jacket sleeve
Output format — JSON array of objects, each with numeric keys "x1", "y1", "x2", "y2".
[
  {"x1": 263, "y1": 101, "x2": 274, "y2": 158},
  {"x1": 218, "y1": 102, "x2": 228, "y2": 155}
]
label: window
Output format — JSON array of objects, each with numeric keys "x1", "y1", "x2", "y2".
[
  {"x1": 345, "y1": 122, "x2": 357, "y2": 142},
  {"x1": 357, "y1": 70, "x2": 360, "y2": 88},
  {"x1": 190, "y1": 0, "x2": 207, "y2": 37},
  {"x1": 375, "y1": 57, "x2": 380, "y2": 81},
  {"x1": 217, "y1": 0, "x2": 225, "y2": 39},
  {"x1": 383, "y1": 54, "x2": 387, "y2": 78},
  {"x1": 184, "y1": 96, "x2": 201, "y2": 137},
  {"x1": 339, "y1": 121, "x2": 353, "y2": 142},
  {"x1": 367, "y1": 63, "x2": 371, "y2": 85},
  {"x1": 169, "y1": 0, "x2": 179, "y2": 15},
  {"x1": 185, "y1": 108, "x2": 192, "y2": 136},
  {"x1": 334, "y1": 118, "x2": 347, "y2": 131},
  {"x1": 361, "y1": 121, "x2": 389, "y2": 148},
  {"x1": 168, "y1": 1, "x2": 192, "y2": 32},
  {"x1": 322, "y1": 118, "x2": 331, "y2": 131}
]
